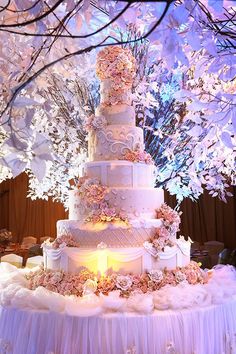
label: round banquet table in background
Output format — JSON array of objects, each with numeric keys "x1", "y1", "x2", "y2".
[{"x1": 0, "y1": 299, "x2": 236, "y2": 354}]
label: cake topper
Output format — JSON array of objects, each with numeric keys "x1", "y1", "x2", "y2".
[{"x1": 96, "y1": 46, "x2": 136, "y2": 106}]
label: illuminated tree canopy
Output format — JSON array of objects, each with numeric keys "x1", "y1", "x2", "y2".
[{"x1": 0, "y1": 0, "x2": 235, "y2": 206}]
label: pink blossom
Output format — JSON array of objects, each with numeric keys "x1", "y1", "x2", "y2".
[
  {"x1": 123, "y1": 149, "x2": 154, "y2": 165},
  {"x1": 84, "y1": 184, "x2": 107, "y2": 205},
  {"x1": 84, "y1": 114, "x2": 107, "y2": 132},
  {"x1": 155, "y1": 226, "x2": 170, "y2": 239}
]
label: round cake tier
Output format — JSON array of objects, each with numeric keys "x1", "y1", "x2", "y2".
[
  {"x1": 68, "y1": 187, "x2": 164, "y2": 221},
  {"x1": 46, "y1": 233, "x2": 191, "y2": 274},
  {"x1": 57, "y1": 219, "x2": 161, "y2": 247},
  {"x1": 88, "y1": 125, "x2": 144, "y2": 161},
  {"x1": 96, "y1": 104, "x2": 135, "y2": 126},
  {"x1": 83, "y1": 161, "x2": 156, "y2": 188}
]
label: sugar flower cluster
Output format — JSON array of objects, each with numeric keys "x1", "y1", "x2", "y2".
[
  {"x1": 77, "y1": 176, "x2": 108, "y2": 206},
  {"x1": 123, "y1": 148, "x2": 154, "y2": 165},
  {"x1": 86, "y1": 206, "x2": 128, "y2": 224},
  {"x1": 145, "y1": 204, "x2": 181, "y2": 254},
  {"x1": 76, "y1": 177, "x2": 128, "y2": 224},
  {"x1": 156, "y1": 203, "x2": 181, "y2": 235},
  {"x1": 96, "y1": 46, "x2": 136, "y2": 89},
  {"x1": 26, "y1": 261, "x2": 208, "y2": 298},
  {"x1": 43, "y1": 235, "x2": 79, "y2": 250},
  {"x1": 96, "y1": 46, "x2": 136, "y2": 106},
  {"x1": 84, "y1": 114, "x2": 107, "y2": 133}
]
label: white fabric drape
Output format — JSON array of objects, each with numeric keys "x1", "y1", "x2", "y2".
[{"x1": 0, "y1": 300, "x2": 236, "y2": 354}]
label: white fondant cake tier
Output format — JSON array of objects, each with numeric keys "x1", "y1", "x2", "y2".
[
  {"x1": 68, "y1": 187, "x2": 164, "y2": 220},
  {"x1": 57, "y1": 219, "x2": 162, "y2": 247},
  {"x1": 88, "y1": 125, "x2": 144, "y2": 161},
  {"x1": 96, "y1": 104, "x2": 135, "y2": 126},
  {"x1": 44, "y1": 238, "x2": 191, "y2": 274},
  {"x1": 44, "y1": 47, "x2": 192, "y2": 277},
  {"x1": 84, "y1": 161, "x2": 156, "y2": 188}
]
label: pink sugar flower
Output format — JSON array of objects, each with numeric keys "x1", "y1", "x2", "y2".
[
  {"x1": 155, "y1": 226, "x2": 170, "y2": 239},
  {"x1": 84, "y1": 184, "x2": 107, "y2": 205},
  {"x1": 123, "y1": 149, "x2": 154, "y2": 165}
]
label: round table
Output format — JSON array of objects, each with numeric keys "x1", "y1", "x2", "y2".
[{"x1": 0, "y1": 298, "x2": 236, "y2": 354}]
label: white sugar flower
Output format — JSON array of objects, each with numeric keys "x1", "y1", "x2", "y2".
[
  {"x1": 116, "y1": 275, "x2": 133, "y2": 291},
  {"x1": 148, "y1": 270, "x2": 163, "y2": 283},
  {"x1": 175, "y1": 271, "x2": 187, "y2": 283}
]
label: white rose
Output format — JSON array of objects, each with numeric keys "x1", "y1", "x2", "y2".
[
  {"x1": 175, "y1": 271, "x2": 187, "y2": 283},
  {"x1": 148, "y1": 270, "x2": 163, "y2": 283},
  {"x1": 83, "y1": 279, "x2": 97, "y2": 296},
  {"x1": 116, "y1": 275, "x2": 132, "y2": 291}
]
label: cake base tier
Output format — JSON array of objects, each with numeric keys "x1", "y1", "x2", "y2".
[
  {"x1": 44, "y1": 239, "x2": 190, "y2": 274},
  {"x1": 57, "y1": 219, "x2": 162, "y2": 247}
]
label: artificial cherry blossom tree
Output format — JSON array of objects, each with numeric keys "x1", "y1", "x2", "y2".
[{"x1": 0, "y1": 0, "x2": 235, "y2": 205}]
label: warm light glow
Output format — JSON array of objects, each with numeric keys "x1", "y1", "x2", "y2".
[{"x1": 97, "y1": 249, "x2": 108, "y2": 275}]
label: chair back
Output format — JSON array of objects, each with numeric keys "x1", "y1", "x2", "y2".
[
  {"x1": 21, "y1": 236, "x2": 37, "y2": 248},
  {"x1": 218, "y1": 248, "x2": 232, "y2": 265},
  {"x1": 26, "y1": 255, "x2": 44, "y2": 269},
  {"x1": 1, "y1": 253, "x2": 23, "y2": 268},
  {"x1": 40, "y1": 236, "x2": 54, "y2": 244},
  {"x1": 204, "y1": 241, "x2": 224, "y2": 255}
]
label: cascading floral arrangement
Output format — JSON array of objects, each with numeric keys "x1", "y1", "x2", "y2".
[{"x1": 144, "y1": 204, "x2": 183, "y2": 255}]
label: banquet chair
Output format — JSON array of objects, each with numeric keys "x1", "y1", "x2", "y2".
[
  {"x1": 1, "y1": 253, "x2": 23, "y2": 268},
  {"x1": 218, "y1": 249, "x2": 232, "y2": 265},
  {"x1": 40, "y1": 236, "x2": 54, "y2": 244},
  {"x1": 21, "y1": 236, "x2": 37, "y2": 248},
  {"x1": 26, "y1": 255, "x2": 44, "y2": 269},
  {"x1": 204, "y1": 241, "x2": 224, "y2": 267},
  {"x1": 230, "y1": 250, "x2": 236, "y2": 267},
  {"x1": 28, "y1": 244, "x2": 43, "y2": 257}
]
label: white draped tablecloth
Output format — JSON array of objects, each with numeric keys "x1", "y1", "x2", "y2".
[{"x1": 0, "y1": 299, "x2": 236, "y2": 354}]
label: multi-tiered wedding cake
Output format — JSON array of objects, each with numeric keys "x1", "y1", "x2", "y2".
[{"x1": 44, "y1": 46, "x2": 191, "y2": 275}]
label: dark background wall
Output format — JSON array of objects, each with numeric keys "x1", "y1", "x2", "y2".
[{"x1": 0, "y1": 173, "x2": 235, "y2": 248}]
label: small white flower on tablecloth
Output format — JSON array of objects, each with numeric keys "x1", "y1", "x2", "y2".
[
  {"x1": 0, "y1": 338, "x2": 12, "y2": 353},
  {"x1": 126, "y1": 346, "x2": 136, "y2": 354},
  {"x1": 166, "y1": 341, "x2": 176, "y2": 353}
]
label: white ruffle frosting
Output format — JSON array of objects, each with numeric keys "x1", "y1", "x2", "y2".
[{"x1": 0, "y1": 263, "x2": 236, "y2": 317}]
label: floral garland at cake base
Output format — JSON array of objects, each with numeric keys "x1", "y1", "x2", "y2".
[{"x1": 26, "y1": 261, "x2": 208, "y2": 298}]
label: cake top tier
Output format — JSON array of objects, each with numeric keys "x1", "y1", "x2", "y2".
[{"x1": 96, "y1": 46, "x2": 136, "y2": 107}]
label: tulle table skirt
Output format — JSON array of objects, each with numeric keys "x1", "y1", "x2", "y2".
[{"x1": 0, "y1": 299, "x2": 236, "y2": 354}]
